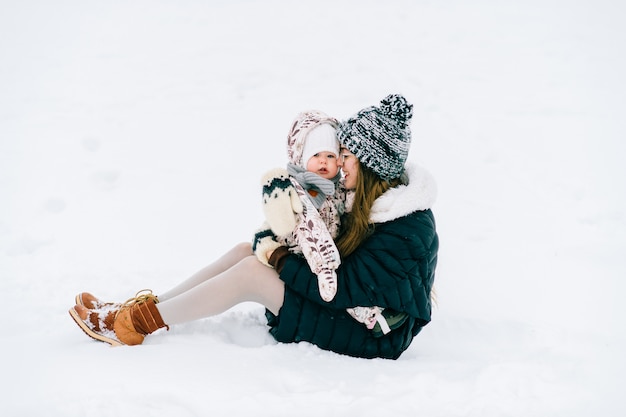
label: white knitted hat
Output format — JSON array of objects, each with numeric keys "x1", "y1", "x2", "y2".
[
  {"x1": 286, "y1": 110, "x2": 339, "y2": 167},
  {"x1": 301, "y1": 124, "x2": 339, "y2": 167}
]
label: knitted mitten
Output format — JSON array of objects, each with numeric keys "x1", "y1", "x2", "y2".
[
  {"x1": 252, "y1": 225, "x2": 282, "y2": 267},
  {"x1": 261, "y1": 168, "x2": 303, "y2": 236}
]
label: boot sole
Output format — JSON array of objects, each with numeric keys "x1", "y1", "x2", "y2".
[{"x1": 68, "y1": 307, "x2": 124, "y2": 347}]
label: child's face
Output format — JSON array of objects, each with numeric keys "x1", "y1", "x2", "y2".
[{"x1": 306, "y1": 151, "x2": 339, "y2": 179}]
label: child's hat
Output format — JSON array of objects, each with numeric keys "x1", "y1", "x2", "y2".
[
  {"x1": 286, "y1": 110, "x2": 339, "y2": 167},
  {"x1": 301, "y1": 124, "x2": 339, "y2": 167}
]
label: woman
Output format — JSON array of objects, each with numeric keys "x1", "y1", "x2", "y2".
[{"x1": 69, "y1": 94, "x2": 439, "y2": 359}]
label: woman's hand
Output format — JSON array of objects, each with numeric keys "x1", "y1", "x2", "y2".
[{"x1": 267, "y1": 246, "x2": 291, "y2": 273}]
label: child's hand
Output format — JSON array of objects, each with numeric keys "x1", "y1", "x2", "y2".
[{"x1": 261, "y1": 168, "x2": 303, "y2": 236}]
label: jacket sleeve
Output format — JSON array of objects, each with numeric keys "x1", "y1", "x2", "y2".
[{"x1": 279, "y1": 210, "x2": 438, "y2": 319}]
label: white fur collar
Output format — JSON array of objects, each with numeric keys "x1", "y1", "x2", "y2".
[{"x1": 369, "y1": 163, "x2": 437, "y2": 224}]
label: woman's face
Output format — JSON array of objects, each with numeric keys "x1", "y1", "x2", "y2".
[{"x1": 339, "y1": 148, "x2": 358, "y2": 190}]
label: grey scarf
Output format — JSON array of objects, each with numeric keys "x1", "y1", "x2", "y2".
[{"x1": 287, "y1": 163, "x2": 340, "y2": 209}]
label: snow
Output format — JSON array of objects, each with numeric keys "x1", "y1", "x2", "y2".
[{"x1": 1, "y1": 0, "x2": 624, "y2": 415}]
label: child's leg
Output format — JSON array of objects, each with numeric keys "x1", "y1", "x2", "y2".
[
  {"x1": 158, "y1": 242, "x2": 253, "y2": 302},
  {"x1": 156, "y1": 255, "x2": 285, "y2": 325}
]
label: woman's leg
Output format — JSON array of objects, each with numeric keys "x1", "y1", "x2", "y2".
[
  {"x1": 158, "y1": 242, "x2": 253, "y2": 302},
  {"x1": 156, "y1": 255, "x2": 285, "y2": 325}
]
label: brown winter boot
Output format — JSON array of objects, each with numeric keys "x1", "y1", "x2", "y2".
[
  {"x1": 69, "y1": 303, "x2": 123, "y2": 347},
  {"x1": 75, "y1": 292, "x2": 121, "y2": 310},
  {"x1": 113, "y1": 290, "x2": 169, "y2": 346}
]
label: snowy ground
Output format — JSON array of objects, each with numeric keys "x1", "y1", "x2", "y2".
[{"x1": 1, "y1": 0, "x2": 625, "y2": 416}]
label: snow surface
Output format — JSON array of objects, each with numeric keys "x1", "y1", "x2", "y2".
[{"x1": 1, "y1": 0, "x2": 625, "y2": 416}]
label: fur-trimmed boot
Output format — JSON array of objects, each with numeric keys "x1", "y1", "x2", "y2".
[{"x1": 113, "y1": 290, "x2": 169, "y2": 346}]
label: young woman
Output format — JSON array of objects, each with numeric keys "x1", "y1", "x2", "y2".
[{"x1": 69, "y1": 94, "x2": 439, "y2": 359}]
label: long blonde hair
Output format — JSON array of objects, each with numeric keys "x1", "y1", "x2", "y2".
[{"x1": 336, "y1": 162, "x2": 401, "y2": 257}]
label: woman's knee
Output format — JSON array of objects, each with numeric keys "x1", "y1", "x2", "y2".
[
  {"x1": 235, "y1": 256, "x2": 284, "y2": 313},
  {"x1": 237, "y1": 255, "x2": 268, "y2": 275},
  {"x1": 235, "y1": 257, "x2": 280, "y2": 286},
  {"x1": 232, "y1": 242, "x2": 253, "y2": 258}
]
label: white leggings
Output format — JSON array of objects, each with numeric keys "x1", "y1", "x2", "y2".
[{"x1": 155, "y1": 243, "x2": 285, "y2": 325}]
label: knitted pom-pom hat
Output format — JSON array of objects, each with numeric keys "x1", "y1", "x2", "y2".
[{"x1": 337, "y1": 94, "x2": 413, "y2": 181}]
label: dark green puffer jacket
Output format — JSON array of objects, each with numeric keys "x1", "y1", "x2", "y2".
[{"x1": 266, "y1": 164, "x2": 438, "y2": 359}]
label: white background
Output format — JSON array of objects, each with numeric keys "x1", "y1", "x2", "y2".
[{"x1": 1, "y1": 0, "x2": 624, "y2": 415}]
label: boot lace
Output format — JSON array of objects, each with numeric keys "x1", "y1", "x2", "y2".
[{"x1": 116, "y1": 289, "x2": 159, "y2": 318}]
